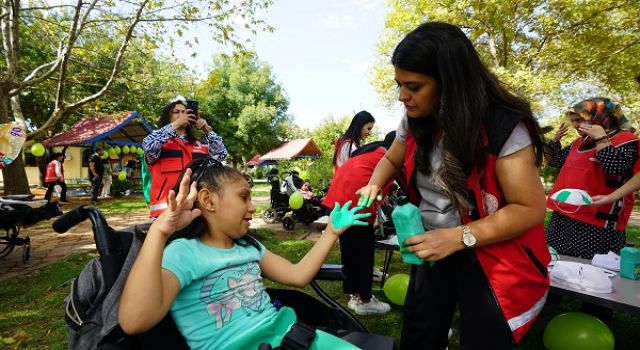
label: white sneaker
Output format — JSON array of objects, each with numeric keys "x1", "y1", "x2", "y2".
[
  {"x1": 347, "y1": 295, "x2": 360, "y2": 310},
  {"x1": 354, "y1": 296, "x2": 391, "y2": 315},
  {"x1": 372, "y1": 269, "x2": 388, "y2": 282}
]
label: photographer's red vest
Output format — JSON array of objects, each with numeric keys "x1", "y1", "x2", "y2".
[
  {"x1": 149, "y1": 138, "x2": 208, "y2": 217},
  {"x1": 547, "y1": 131, "x2": 639, "y2": 230},
  {"x1": 403, "y1": 121, "x2": 550, "y2": 343},
  {"x1": 45, "y1": 160, "x2": 64, "y2": 184}
]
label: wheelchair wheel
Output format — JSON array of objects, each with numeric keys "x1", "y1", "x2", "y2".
[
  {"x1": 283, "y1": 216, "x2": 296, "y2": 231},
  {"x1": 262, "y1": 208, "x2": 278, "y2": 224},
  {"x1": 0, "y1": 226, "x2": 17, "y2": 259}
]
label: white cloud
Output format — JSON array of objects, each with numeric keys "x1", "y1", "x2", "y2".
[{"x1": 320, "y1": 13, "x2": 355, "y2": 29}]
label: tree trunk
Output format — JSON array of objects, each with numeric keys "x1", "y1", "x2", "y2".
[{"x1": 1, "y1": 155, "x2": 31, "y2": 195}]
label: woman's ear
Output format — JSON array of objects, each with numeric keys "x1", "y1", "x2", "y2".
[{"x1": 198, "y1": 189, "x2": 217, "y2": 212}]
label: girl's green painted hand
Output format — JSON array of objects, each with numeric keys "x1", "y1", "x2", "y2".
[{"x1": 330, "y1": 201, "x2": 371, "y2": 230}]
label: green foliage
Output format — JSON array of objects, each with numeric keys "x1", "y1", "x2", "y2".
[
  {"x1": 195, "y1": 53, "x2": 292, "y2": 165},
  {"x1": 374, "y1": 0, "x2": 640, "y2": 126},
  {"x1": 110, "y1": 178, "x2": 131, "y2": 198}
]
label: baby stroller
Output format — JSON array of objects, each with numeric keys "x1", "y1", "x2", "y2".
[
  {"x1": 262, "y1": 169, "x2": 324, "y2": 231},
  {"x1": 0, "y1": 194, "x2": 62, "y2": 263},
  {"x1": 55, "y1": 205, "x2": 397, "y2": 350}
]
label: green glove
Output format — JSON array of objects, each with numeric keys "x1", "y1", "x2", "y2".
[
  {"x1": 357, "y1": 194, "x2": 383, "y2": 208},
  {"x1": 330, "y1": 201, "x2": 371, "y2": 230}
]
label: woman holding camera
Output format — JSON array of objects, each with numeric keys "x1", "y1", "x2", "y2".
[{"x1": 142, "y1": 99, "x2": 228, "y2": 218}]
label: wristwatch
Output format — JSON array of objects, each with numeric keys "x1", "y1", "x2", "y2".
[{"x1": 461, "y1": 225, "x2": 477, "y2": 248}]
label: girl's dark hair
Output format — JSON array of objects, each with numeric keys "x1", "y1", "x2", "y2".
[
  {"x1": 351, "y1": 131, "x2": 396, "y2": 157},
  {"x1": 332, "y1": 110, "x2": 376, "y2": 166},
  {"x1": 159, "y1": 101, "x2": 197, "y2": 144},
  {"x1": 165, "y1": 158, "x2": 260, "y2": 250},
  {"x1": 392, "y1": 22, "x2": 544, "y2": 211}
]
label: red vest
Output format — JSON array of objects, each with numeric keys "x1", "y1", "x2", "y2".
[
  {"x1": 45, "y1": 160, "x2": 63, "y2": 184},
  {"x1": 547, "y1": 131, "x2": 639, "y2": 230},
  {"x1": 149, "y1": 138, "x2": 209, "y2": 217},
  {"x1": 322, "y1": 147, "x2": 392, "y2": 224},
  {"x1": 404, "y1": 129, "x2": 550, "y2": 343}
]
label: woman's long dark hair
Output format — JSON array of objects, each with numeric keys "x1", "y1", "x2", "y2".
[
  {"x1": 159, "y1": 101, "x2": 197, "y2": 144},
  {"x1": 392, "y1": 22, "x2": 544, "y2": 211},
  {"x1": 165, "y1": 158, "x2": 260, "y2": 250},
  {"x1": 332, "y1": 110, "x2": 376, "y2": 166}
]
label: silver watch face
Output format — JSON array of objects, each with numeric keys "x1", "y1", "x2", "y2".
[{"x1": 463, "y1": 232, "x2": 477, "y2": 247}]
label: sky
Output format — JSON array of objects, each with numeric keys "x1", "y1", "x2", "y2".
[{"x1": 178, "y1": 0, "x2": 403, "y2": 135}]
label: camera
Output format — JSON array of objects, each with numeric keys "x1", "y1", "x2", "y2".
[{"x1": 186, "y1": 100, "x2": 199, "y2": 123}]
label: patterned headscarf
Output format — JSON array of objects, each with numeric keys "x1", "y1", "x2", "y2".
[{"x1": 565, "y1": 97, "x2": 628, "y2": 132}]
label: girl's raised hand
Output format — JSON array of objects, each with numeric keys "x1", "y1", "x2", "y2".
[
  {"x1": 153, "y1": 169, "x2": 202, "y2": 237},
  {"x1": 327, "y1": 201, "x2": 371, "y2": 236},
  {"x1": 355, "y1": 185, "x2": 383, "y2": 208}
]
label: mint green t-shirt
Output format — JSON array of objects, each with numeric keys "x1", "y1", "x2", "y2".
[{"x1": 162, "y1": 238, "x2": 276, "y2": 350}]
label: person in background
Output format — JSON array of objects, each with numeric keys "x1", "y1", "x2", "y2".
[
  {"x1": 356, "y1": 22, "x2": 549, "y2": 349},
  {"x1": 44, "y1": 152, "x2": 69, "y2": 204},
  {"x1": 101, "y1": 158, "x2": 112, "y2": 199},
  {"x1": 333, "y1": 111, "x2": 375, "y2": 171},
  {"x1": 546, "y1": 97, "x2": 639, "y2": 259},
  {"x1": 323, "y1": 131, "x2": 397, "y2": 315},
  {"x1": 88, "y1": 148, "x2": 105, "y2": 205},
  {"x1": 142, "y1": 98, "x2": 227, "y2": 218},
  {"x1": 299, "y1": 181, "x2": 315, "y2": 200}
]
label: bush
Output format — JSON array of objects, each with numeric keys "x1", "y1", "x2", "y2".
[{"x1": 111, "y1": 178, "x2": 131, "y2": 198}]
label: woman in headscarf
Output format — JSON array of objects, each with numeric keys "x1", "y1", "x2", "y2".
[{"x1": 546, "y1": 97, "x2": 639, "y2": 259}]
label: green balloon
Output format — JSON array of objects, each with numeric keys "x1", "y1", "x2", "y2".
[
  {"x1": 137, "y1": 148, "x2": 144, "y2": 156},
  {"x1": 118, "y1": 171, "x2": 127, "y2": 181},
  {"x1": 289, "y1": 191, "x2": 304, "y2": 210},
  {"x1": 122, "y1": 145, "x2": 130, "y2": 154},
  {"x1": 129, "y1": 145, "x2": 137, "y2": 153},
  {"x1": 100, "y1": 151, "x2": 109, "y2": 159},
  {"x1": 114, "y1": 145, "x2": 121, "y2": 155},
  {"x1": 108, "y1": 147, "x2": 117, "y2": 156},
  {"x1": 30, "y1": 143, "x2": 45, "y2": 157},
  {"x1": 543, "y1": 312, "x2": 614, "y2": 350},
  {"x1": 383, "y1": 273, "x2": 410, "y2": 306}
]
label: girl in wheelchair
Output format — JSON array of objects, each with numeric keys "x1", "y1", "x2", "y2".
[{"x1": 119, "y1": 158, "x2": 371, "y2": 349}]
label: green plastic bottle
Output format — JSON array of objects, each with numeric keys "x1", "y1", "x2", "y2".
[
  {"x1": 620, "y1": 247, "x2": 640, "y2": 280},
  {"x1": 392, "y1": 196, "x2": 425, "y2": 265}
]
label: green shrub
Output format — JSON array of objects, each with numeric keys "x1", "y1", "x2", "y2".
[{"x1": 111, "y1": 178, "x2": 131, "y2": 197}]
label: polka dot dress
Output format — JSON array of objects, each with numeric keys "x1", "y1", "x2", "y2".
[
  {"x1": 546, "y1": 139, "x2": 637, "y2": 260},
  {"x1": 546, "y1": 211, "x2": 626, "y2": 259}
]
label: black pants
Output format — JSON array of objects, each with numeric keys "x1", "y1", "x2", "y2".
[
  {"x1": 400, "y1": 249, "x2": 516, "y2": 350},
  {"x1": 44, "y1": 181, "x2": 67, "y2": 202},
  {"x1": 91, "y1": 175, "x2": 103, "y2": 202},
  {"x1": 338, "y1": 224, "x2": 374, "y2": 301}
]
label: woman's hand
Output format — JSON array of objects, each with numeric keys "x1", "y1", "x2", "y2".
[
  {"x1": 152, "y1": 169, "x2": 202, "y2": 237},
  {"x1": 171, "y1": 112, "x2": 197, "y2": 130},
  {"x1": 553, "y1": 123, "x2": 569, "y2": 142},
  {"x1": 403, "y1": 226, "x2": 463, "y2": 262},
  {"x1": 355, "y1": 184, "x2": 382, "y2": 208},
  {"x1": 578, "y1": 123, "x2": 607, "y2": 140},
  {"x1": 195, "y1": 114, "x2": 212, "y2": 133},
  {"x1": 325, "y1": 201, "x2": 371, "y2": 236}
]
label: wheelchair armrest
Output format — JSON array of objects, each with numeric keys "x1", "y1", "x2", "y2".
[{"x1": 315, "y1": 264, "x2": 344, "y2": 281}]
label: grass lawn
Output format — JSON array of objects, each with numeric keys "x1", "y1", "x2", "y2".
[{"x1": 1, "y1": 221, "x2": 639, "y2": 349}]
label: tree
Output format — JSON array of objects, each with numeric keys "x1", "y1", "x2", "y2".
[
  {"x1": 195, "y1": 53, "x2": 291, "y2": 167},
  {"x1": 306, "y1": 116, "x2": 351, "y2": 189},
  {"x1": 373, "y1": 0, "x2": 640, "y2": 121},
  {"x1": 1, "y1": 0, "x2": 273, "y2": 194}
]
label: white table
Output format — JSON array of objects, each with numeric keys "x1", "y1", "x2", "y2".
[{"x1": 550, "y1": 255, "x2": 640, "y2": 316}]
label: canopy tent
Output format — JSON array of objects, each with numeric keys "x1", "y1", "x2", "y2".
[
  {"x1": 258, "y1": 138, "x2": 322, "y2": 163},
  {"x1": 42, "y1": 111, "x2": 153, "y2": 148},
  {"x1": 246, "y1": 154, "x2": 264, "y2": 166}
]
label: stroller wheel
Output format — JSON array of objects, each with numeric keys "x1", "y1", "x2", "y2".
[
  {"x1": 0, "y1": 226, "x2": 17, "y2": 259},
  {"x1": 262, "y1": 208, "x2": 278, "y2": 224},
  {"x1": 283, "y1": 216, "x2": 295, "y2": 231}
]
